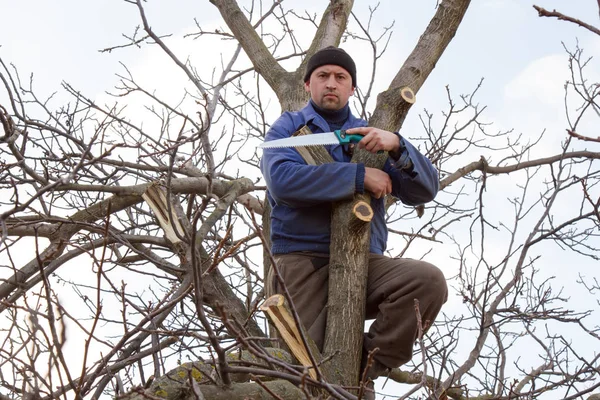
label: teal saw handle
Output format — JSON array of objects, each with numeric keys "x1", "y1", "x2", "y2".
[
  {"x1": 334, "y1": 129, "x2": 383, "y2": 153},
  {"x1": 334, "y1": 129, "x2": 364, "y2": 145}
]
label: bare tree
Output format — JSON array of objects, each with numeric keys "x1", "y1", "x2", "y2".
[{"x1": 0, "y1": 1, "x2": 598, "y2": 399}]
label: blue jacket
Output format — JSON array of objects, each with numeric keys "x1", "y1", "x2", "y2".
[{"x1": 260, "y1": 101, "x2": 439, "y2": 255}]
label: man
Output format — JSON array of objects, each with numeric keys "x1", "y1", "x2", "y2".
[{"x1": 260, "y1": 46, "x2": 447, "y2": 398}]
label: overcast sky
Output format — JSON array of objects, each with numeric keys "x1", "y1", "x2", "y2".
[
  {"x1": 1, "y1": 1, "x2": 599, "y2": 399},
  {"x1": 1, "y1": 0, "x2": 597, "y2": 170},
  {"x1": 1, "y1": 1, "x2": 597, "y2": 107}
]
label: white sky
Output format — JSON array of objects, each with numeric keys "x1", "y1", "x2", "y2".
[{"x1": 1, "y1": 1, "x2": 599, "y2": 399}]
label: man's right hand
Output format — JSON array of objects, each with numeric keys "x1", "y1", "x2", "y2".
[{"x1": 364, "y1": 167, "x2": 392, "y2": 199}]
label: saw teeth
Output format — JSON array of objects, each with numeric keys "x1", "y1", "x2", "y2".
[{"x1": 263, "y1": 143, "x2": 325, "y2": 148}]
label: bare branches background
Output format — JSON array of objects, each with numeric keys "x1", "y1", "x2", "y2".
[{"x1": 0, "y1": 1, "x2": 598, "y2": 399}]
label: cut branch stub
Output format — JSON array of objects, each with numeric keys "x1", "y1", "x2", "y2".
[
  {"x1": 350, "y1": 200, "x2": 373, "y2": 231},
  {"x1": 352, "y1": 200, "x2": 373, "y2": 222},
  {"x1": 142, "y1": 183, "x2": 185, "y2": 245},
  {"x1": 400, "y1": 86, "x2": 416, "y2": 104},
  {"x1": 260, "y1": 294, "x2": 320, "y2": 380}
]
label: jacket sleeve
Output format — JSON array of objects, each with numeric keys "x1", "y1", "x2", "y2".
[
  {"x1": 384, "y1": 135, "x2": 439, "y2": 206},
  {"x1": 260, "y1": 116, "x2": 364, "y2": 208}
]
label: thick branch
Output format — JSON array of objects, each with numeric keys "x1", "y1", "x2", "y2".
[
  {"x1": 299, "y1": 0, "x2": 355, "y2": 75},
  {"x1": 209, "y1": 0, "x2": 289, "y2": 91},
  {"x1": 55, "y1": 176, "x2": 257, "y2": 197},
  {"x1": 370, "y1": 0, "x2": 472, "y2": 131}
]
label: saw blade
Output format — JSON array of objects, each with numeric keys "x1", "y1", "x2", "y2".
[{"x1": 259, "y1": 132, "x2": 340, "y2": 149}]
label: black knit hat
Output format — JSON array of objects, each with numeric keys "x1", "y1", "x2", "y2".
[{"x1": 303, "y1": 46, "x2": 357, "y2": 87}]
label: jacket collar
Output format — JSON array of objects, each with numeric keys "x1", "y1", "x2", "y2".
[{"x1": 300, "y1": 101, "x2": 365, "y2": 133}]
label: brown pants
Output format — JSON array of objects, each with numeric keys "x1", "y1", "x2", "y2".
[{"x1": 270, "y1": 252, "x2": 447, "y2": 369}]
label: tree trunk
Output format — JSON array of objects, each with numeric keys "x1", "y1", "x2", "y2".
[{"x1": 323, "y1": 0, "x2": 472, "y2": 390}]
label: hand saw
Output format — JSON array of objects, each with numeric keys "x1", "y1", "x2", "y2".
[{"x1": 258, "y1": 129, "x2": 363, "y2": 149}]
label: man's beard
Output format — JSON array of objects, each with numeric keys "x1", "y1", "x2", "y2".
[{"x1": 321, "y1": 93, "x2": 340, "y2": 109}]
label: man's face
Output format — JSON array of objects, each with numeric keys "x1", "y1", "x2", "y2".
[{"x1": 305, "y1": 65, "x2": 355, "y2": 111}]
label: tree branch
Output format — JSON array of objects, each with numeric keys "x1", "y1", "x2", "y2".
[
  {"x1": 209, "y1": 0, "x2": 289, "y2": 91},
  {"x1": 300, "y1": 0, "x2": 355, "y2": 76},
  {"x1": 440, "y1": 150, "x2": 600, "y2": 190},
  {"x1": 371, "y1": 0, "x2": 472, "y2": 131},
  {"x1": 533, "y1": 5, "x2": 600, "y2": 36}
]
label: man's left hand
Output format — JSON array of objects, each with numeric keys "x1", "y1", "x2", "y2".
[{"x1": 345, "y1": 127, "x2": 400, "y2": 154}]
